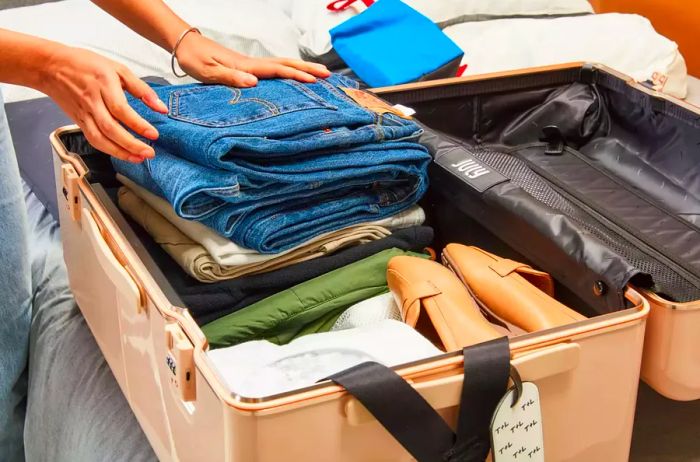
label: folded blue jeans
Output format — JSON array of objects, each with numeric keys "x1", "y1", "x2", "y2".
[
  {"x1": 121, "y1": 74, "x2": 420, "y2": 165},
  {"x1": 113, "y1": 75, "x2": 430, "y2": 253}
]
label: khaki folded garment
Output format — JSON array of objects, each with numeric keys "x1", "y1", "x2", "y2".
[{"x1": 117, "y1": 187, "x2": 392, "y2": 283}]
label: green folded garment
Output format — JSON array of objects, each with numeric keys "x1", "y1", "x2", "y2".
[{"x1": 202, "y1": 248, "x2": 426, "y2": 349}]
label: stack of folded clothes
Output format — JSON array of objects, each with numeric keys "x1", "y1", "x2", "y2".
[
  {"x1": 202, "y1": 248, "x2": 427, "y2": 348},
  {"x1": 203, "y1": 244, "x2": 589, "y2": 397},
  {"x1": 114, "y1": 73, "x2": 431, "y2": 283}
]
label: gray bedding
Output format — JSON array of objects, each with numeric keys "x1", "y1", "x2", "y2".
[
  {"x1": 23, "y1": 182, "x2": 155, "y2": 461},
  {"x1": 0, "y1": 1, "x2": 60, "y2": 10}
]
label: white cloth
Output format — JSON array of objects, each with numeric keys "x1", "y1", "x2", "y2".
[
  {"x1": 265, "y1": 0, "x2": 593, "y2": 58},
  {"x1": 0, "y1": 0, "x2": 303, "y2": 103},
  {"x1": 445, "y1": 13, "x2": 688, "y2": 98},
  {"x1": 117, "y1": 174, "x2": 425, "y2": 266},
  {"x1": 208, "y1": 320, "x2": 441, "y2": 398},
  {"x1": 331, "y1": 292, "x2": 401, "y2": 331}
]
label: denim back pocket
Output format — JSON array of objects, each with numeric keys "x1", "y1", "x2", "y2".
[{"x1": 168, "y1": 80, "x2": 337, "y2": 128}]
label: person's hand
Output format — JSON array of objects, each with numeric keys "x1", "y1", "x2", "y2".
[
  {"x1": 175, "y1": 32, "x2": 331, "y2": 87},
  {"x1": 39, "y1": 45, "x2": 167, "y2": 163}
]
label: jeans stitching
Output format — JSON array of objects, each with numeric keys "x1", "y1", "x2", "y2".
[
  {"x1": 281, "y1": 79, "x2": 338, "y2": 110},
  {"x1": 240, "y1": 97, "x2": 278, "y2": 114},
  {"x1": 228, "y1": 88, "x2": 242, "y2": 104},
  {"x1": 318, "y1": 78, "x2": 352, "y2": 103},
  {"x1": 169, "y1": 85, "x2": 334, "y2": 128}
]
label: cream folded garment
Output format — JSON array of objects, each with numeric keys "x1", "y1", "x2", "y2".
[
  {"x1": 118, "y1": 187, "x2": 399, "y2": 282},
  {"x1": 117, "y1": 174, "x2": 425, "y2": 267},
  {"x1": 208, "y1": 319, "x2": 441, "y2": 398}
]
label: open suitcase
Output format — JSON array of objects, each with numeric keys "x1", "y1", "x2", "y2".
[
  {"x1": 376, "y1": 63, "x2": 700, "y2": 402},
  {"x1": 50, "y1": 63, "x2": 656, "y2": 461}
]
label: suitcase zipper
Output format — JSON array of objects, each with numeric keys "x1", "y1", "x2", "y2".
[{"x1": 512, "y1": 149, "x2": 700, "y2": 291}]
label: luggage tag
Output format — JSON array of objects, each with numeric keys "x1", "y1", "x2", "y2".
[
  {"x1": 339, "y1": 87, "x2": 414, "y2": 119},
  {"x1": 490, "y1": 368, "x2": 544, "y2": 462}
]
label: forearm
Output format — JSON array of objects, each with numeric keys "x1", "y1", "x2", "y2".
[
  {"x1": 91, "y1": 0, "x2": 190, "y2": 52},
  {"x1": 0, "y1": 29, "x2": 60, "y2": 89}
]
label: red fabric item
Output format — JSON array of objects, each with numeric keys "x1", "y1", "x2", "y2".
[
  {"x1": 327, "y1": 0, "x2": 375, "y2": 12},
  {"x1": 456, "y1": 64, "x2": 468, "y2": 77}
]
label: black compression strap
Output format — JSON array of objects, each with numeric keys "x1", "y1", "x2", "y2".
[
  {"x1": 329, "y1": 337, "x2": 511, "y2": 462},
  {"x1": 449, "y1": 337, "x2": 511, "y2": 462},
  {"x1": 329, "y1": 361, "x2": 455, "y2": 461}
]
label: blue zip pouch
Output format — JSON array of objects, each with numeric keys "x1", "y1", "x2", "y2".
[{"x1": 329, "y1": 0, "x2": 464, "y2": 87}]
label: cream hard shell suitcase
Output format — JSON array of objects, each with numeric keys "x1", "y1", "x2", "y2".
[{"x1": 52, "y1": 63, "x2": 649, "y2": 461}]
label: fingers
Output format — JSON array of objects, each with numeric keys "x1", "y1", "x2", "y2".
[
  {"x1": 80, "y1": 116, "x2": 145, "y2": 163},
  {"x1": 206, "y1": 64, "x2": 259, "y2": 87},
  {"x1": 269, "y1": 58, "x2": 331, "y2": 78},
  {"x1": 102, "y1": 77, "x2": 159, "y2": 142},
  {"x1": 233, "y1": 57, "x2": 330, "y2": 83},
  {"x1": 119, "y1": 66, "x2": 168, "y2": 114},
  {"x1": 241, "y1": 60, "x2": 318, "y2": 83},
  {"x1": 91, "y1": 100, "x2": 155, "y2": 159}
]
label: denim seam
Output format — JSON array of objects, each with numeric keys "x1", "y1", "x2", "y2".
[
  {"x1": 391, "y1": 129, "x2": 425, "y2": 143},
  {"x1": 377, "y1": 179, "x2": 423, "y2": 208},
  {"x1": 372, "y1": 122, "x2": 385, "y2": 143},
  {"x1": 243, "y1": 211, "x2": 282, "y2": 245},
  {"x1": 241, "y1": 97, "x2": 278, "y2": 114},
  {"x1": 179, "y1": 184, "x2": 241, "y2": 216},
  {"x1": 168, "y1": 85, "x2": 335, "y2": 128},
  {"x1": 170, "y1": 102, "x2": 328, "y2": 128},
  {"x1": 228, "y1": 88, "x2": 242, "y2": 104},
  {"x1": 381, "y1": 112, "x2": 418, "y2": 129},
  {"x1": 181, "y1": 200, "x2": 228, "y2": 217},
  {"x1": 261, "y1": 195, "x2": 389, "y2": 248},
  {"x1": 318, "y1": 78, "x2": 354, "y2": 103},
  {"x1": 169, "y1": 92, "x2": 179, "y2": 116},
  {"x1": 224, "y1": 209, "x2": 249, "y2": 236},
  {"x1": 281, "y1": 79, "x2": 338, "y2": 110}
]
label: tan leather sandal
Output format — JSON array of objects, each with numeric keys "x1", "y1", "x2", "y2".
[
  {"x1": 386, "y1": 256, "x2": 502, "y2": 352},
  {"x1": 442, "y1": 244, "x2": 586, "y2": 332}
]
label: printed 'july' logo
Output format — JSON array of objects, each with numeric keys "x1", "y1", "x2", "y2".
[{"x1": 451, "y1": 158, "x2": 490, "y2": 180}]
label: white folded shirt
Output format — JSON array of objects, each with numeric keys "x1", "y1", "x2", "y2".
[{"x1": 208, "y1": 320, "x2": 441, "y2": 398}]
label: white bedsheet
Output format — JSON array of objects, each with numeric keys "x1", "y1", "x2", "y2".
[
  {"x1": 266, "y1": 0, "x2": 688, "y2": 99},
  {"x1": 264, "y1": 0, "x2": 594, "y2": 59},
  {"x1": 0, "y1": 0, "x2": 303, "y2": 103},
  {"x1": 445, "y1": 13, "x2": 688, "y2": 99}
]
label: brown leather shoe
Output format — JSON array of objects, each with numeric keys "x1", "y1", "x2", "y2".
[
  {"x1": 442, "y1": 245, "x2": 586, "y2": 332},
  {"x1": 386, "y1": 256, "x2": 502, "y2": 352}
]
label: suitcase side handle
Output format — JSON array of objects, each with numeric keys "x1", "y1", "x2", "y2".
[
  {"x1": 344, "y1": 342, "x2": 580, "y2": 426},
  {"x1": 83, "y1": 208, "x2": 147, "y2": 312}
]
